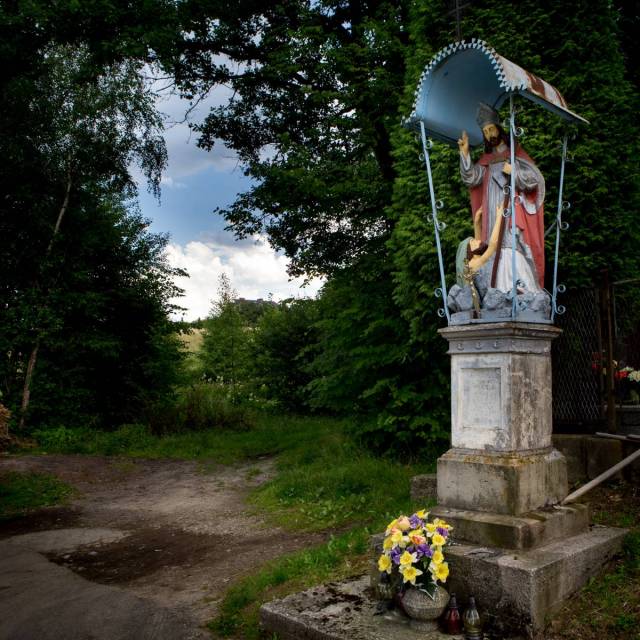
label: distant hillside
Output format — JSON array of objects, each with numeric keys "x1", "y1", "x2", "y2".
[{"x1": 178, "y1": 328, "x2": 205, "y2": 353}]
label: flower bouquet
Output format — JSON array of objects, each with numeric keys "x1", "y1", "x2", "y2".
[
  {"x1": 617, "y1": 366, "x2": 640, "y2": 404},
  {"x1": 377, "y1": 509, "x2": 453, "y2": 600}
]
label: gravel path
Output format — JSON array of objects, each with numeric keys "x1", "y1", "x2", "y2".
[{"x1": 0, "y1": 454, "x2": 324, "y2": 638}]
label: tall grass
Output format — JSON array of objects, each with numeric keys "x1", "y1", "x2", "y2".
[{"x1": 0, "y1": 471, "x2": 74, "y2": 518}]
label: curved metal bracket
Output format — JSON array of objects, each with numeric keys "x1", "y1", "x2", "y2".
[
  {"x1": 551, "y1": 136, "x2": 569, "y2": 322},
  {"x1": 419, "y1": 121, "x2": 450, "y2": 323}
]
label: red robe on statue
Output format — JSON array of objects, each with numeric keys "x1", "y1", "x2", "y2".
[{"x1": 468, "y1": 144, "x2": 545, "y2": 288}]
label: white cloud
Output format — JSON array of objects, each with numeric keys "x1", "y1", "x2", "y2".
[
  {"x1": 165, "y1": 237, "x2": 324, "y2": 321},
  {"x1": 160, "y1": 175, "x2": 187, "y2": 189},
  {"x1": 132, "y1": 68, "x2": 244, "y2": 190}
]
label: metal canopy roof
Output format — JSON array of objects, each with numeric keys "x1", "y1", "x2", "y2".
[{"x1": 405, "y1": 40, "x2": 588, "y2": 146}]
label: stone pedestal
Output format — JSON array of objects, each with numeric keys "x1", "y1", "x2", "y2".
[
  {"x1": 417, "y1": 321, "x2": 629, "y2": 638},
  {"x1": 437, "y1": 323, "x2": 569, "y2": 526}
]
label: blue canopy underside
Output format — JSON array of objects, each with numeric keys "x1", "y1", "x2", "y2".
[{"x1": 405, "y1": 41, "x2": 588, "y2": 146}]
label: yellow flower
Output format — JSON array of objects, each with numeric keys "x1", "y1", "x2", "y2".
[
  {"x1": 386, "y1": 518, "x2": 398, "y2": 534},
  {"x1": 425, "y1": 523, "x2": 437, "y2": 534},
  {"x1": 435, "y1": 562, "x2": 449, "y2": 582},
  {"x1": 432, "y1": 533, "x2": 446, "y2": 547},
  {"x1": 432, "y1": 549, "x2": 444, "y2": 565},
  {"x1": 400, "y1": 565, "x2": 423, "y2": 585},
  {"x1": 399, "y1": 550, "x2": 417, "y2": 566},
  {"x1": 378, "y1": 554, "x2": 392, "y2": 574},
  {"x1": 416, "y1": 509, "x2": 428, "y2": 519},
  {"x1": 390, "y1": 529, "x2": 404, "y2": 545},
  {"x1": 383, "y1": 536, "x2": 394, "y2": 551}
]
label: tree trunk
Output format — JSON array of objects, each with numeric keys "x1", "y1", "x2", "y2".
[
  {"x1": 0, "y1": 403, "x2": 10, "y2": 441},
  {"x1": 18, "y1": 341, "x2": 39, "y2": 430},
  {"x1": 18, "y1": 172, "x2": 72, "y2": 429}
]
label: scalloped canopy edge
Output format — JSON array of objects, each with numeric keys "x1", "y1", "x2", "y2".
[{"x1": 405, "y1": 39, "x2": 588, "y2": 146}]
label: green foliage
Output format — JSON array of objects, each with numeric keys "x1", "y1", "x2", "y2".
[
  {"x1": 33, "y1": 424, "x2": 156, "y2": 456},
  {"x1": 179, "y1": 0, "x2": 409, "y2": 277},
  {"x1": 252, "y1": 436, "x2": 433, "y2": 531},
  {"x1": 307, "y1": 259, "x2": 451, "y2": 454},
  {"x1": 170, "y1": 383, "x2": 254, "y2": 432},
  {"x1": 31, "y1": 415, "x2": 348, "y2": 465},
  {"x1": 0, "y1": 41, "x2": 184, "y2": 429},
  {"x1": 251, "y1": 298, "x2": 319, "y2": 411},
  {"x1": 3, "y1": 198, "x2": 186, "y2": 428},
  {"x1": 201, "y1": 275, "x2": 253, "y2": 392},
  {"x1": 0, "y1": 471, "x2": 74, "y2": 518}
]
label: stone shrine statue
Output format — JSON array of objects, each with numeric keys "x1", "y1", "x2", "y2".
[{"x1": 448, "y1": 103, "x2": 551, "y2": 321}]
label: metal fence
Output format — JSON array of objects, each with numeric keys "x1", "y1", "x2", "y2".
[
  {"x1": 552, "y1": 275, "x2": 640, "y2": 433},
  {"x1": 552, "y1": 286, "x2": 603, "y2": 430}
]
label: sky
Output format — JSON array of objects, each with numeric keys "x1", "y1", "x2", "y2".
[{"x1": 136, "y1": 87, "x2": 323, "y2": 321}]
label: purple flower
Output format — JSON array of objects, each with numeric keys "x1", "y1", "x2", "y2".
[
  {"x1": 391, "y1": 548, "x2": 402, "y2": 565},
  {"x1": 437, "y1": 527, "x2": 449, "y2": 538},
  {"x1": 416, "y1": 543, "x2": 432, "y2": 559},
  {"x1": 409, "y1": 514, "x2": 422, "y2": 529}
]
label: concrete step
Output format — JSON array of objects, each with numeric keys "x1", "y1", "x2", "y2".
[{"x1": 428, "y1": 503, "x2": 589, "y2": 550}]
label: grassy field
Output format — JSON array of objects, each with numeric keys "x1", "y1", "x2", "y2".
[
  {"x1": 178, "y1": 328, "x2": 205, "y2": 353},
  {"x1": 0, "y1": 471, "x2": 74, "y2": 519}
]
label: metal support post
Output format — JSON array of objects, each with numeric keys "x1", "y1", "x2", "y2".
[
  {"x1": 508, "y1": 96, "x2": 518, "y2": 319},
  {"x1": 551, "y1": 135, "x2": 569, "y2": 322},
  {"x1": 419, "y1": 120, "x2": 450, "y2": 322}
]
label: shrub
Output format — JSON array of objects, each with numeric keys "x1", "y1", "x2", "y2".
[{"x1": 173, "y1": 383, "x2": 254, "y2": 432}]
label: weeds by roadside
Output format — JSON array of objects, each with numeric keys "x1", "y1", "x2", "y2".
[
  {"x1": 0, "y1": 471, "x2": 74, "y2": 519},
  {"x1": 209, "y1": 529, "x2": 371, "y2": 640},
  {"x1": 30, "y1": 415, "x2": 344, "y2": 464}
]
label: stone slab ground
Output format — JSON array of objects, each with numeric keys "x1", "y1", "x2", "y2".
[
  {"x1": 263, "y1": 524, "x2": 627, "y2": 640},
  {"x1": 260, "y1": 575, "x2": 467, "y2": 640}
]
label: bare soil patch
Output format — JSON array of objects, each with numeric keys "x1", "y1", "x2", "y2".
[{"x1": 0, "y1": 454, "x2": 326, "y2": 627}]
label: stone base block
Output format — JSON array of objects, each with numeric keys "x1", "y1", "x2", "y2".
[
  {"x1": 259, "y1": 575, "x2": 466, "y2": 640},
  {"x1": 444, "y1": 525, "x2": 627, "y2": 638},
  {"x1": 437, "y1": 448, "x2": 568, "y2": 515},
  {"x1": 429, "y1": 503, "x2": 589, "y2": 549},
  {"x1": 410, "y1": 474, "x2": 437, "y2": 503},
  {"x1": 586, "y1": 437, "x2": 623, "y2": 480},
  {"x1": 552, "y1": 435, "x2": 588, "y2": 484}
]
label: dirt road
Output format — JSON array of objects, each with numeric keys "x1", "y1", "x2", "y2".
[{"x1": 0, "y1": 454, "x2": 324, "y2": 639}]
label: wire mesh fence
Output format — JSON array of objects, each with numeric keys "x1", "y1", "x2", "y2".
[
  {"x1": 552, "y1": 286, "x2": 604, "y2": 430},
  {"x1": 612, "y1": 280, "x2": 640, "y2": 371},
  {"x1": 552, "y1": 276, "x2": 640, "y2": 433}
]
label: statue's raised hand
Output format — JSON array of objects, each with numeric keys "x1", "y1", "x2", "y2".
[{"x1": 457, "y1": 130, "x2": 469, "y2": 157}]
